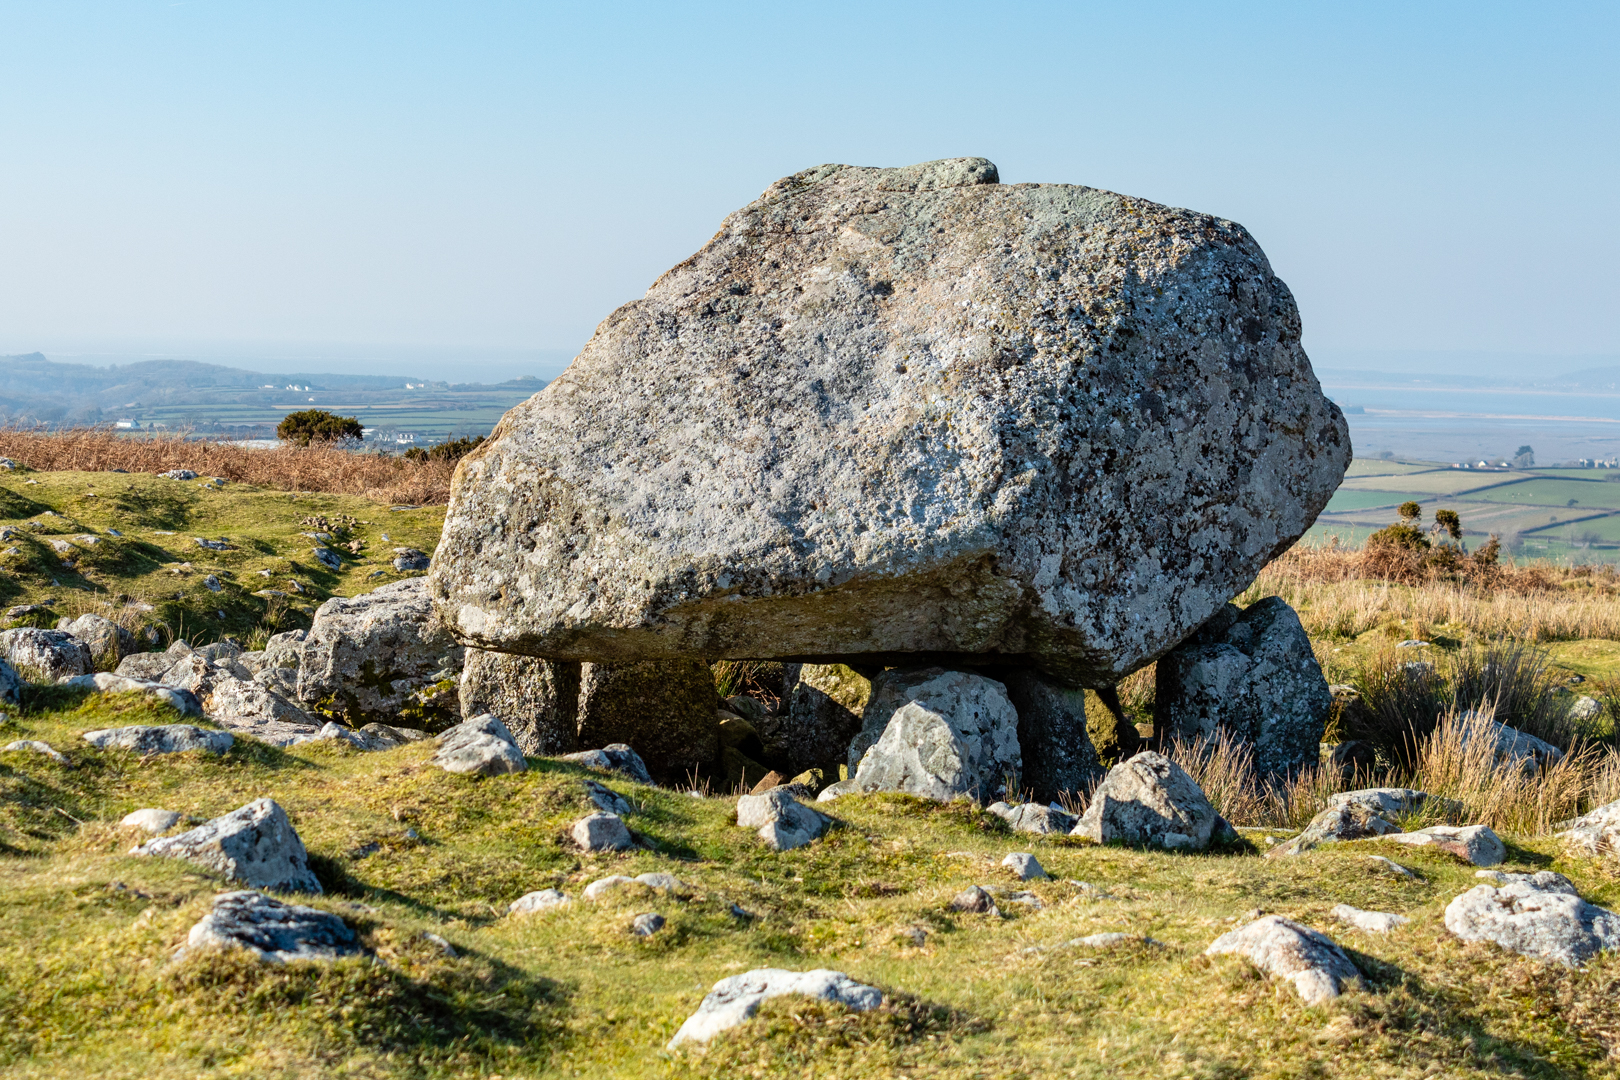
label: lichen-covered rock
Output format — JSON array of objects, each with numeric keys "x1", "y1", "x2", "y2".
[
  {"x1": 1331, "y1": 904, "x2": 1409, "y2": 934},
  {"x1": 1002, "y1": 852, "x2": 1047, "y2": 880},
  {"x1": 841, "y1": 668, "x2": 1020, "y2": 802},
  {"x1": 430, "y1": 157, "x2": 1348, "y2": 687},
  {"x1": 1445, "y1": 873, "x2": 1620, "y2": 967},
  {"x1": 1267, "y1": 788, "x2": 1435, "y2": 857},
  {"x1": 182, "y1": 890, "x2": 361, "y2": 962},
  {"x1": 1155, "y1": 597, "x2": 1331, "y2": 779},
  {"x1": 82, "y1": 724, "x2": 233, "y2": 755},
  {"x1": 571, "y1": 811, "x2": 633, "y2": 852},
  {"x1": 997, "y1": 802, "x2": 1077, "y2": 835},
  {"x1": 3, "y1": 739, "x2": 65, "y2": 762},
  {"x1": 458, "y1": 648, "x2": 580, "y2": 755},
  {"x1": 668, "y1": 968, "x2": 882, "y2": 1048},
  {"x1": 433, "y1": 713, "x2": 527, "y2": 776},
  {"x1": 62, "y1": 614, "x2": 137, "y2": 671},
  {"x1": 574, "y1": 659, "x2": 717, "y2": 782},
  {"x1": 135, "y1": 797, "x2": 321, "y2": 892},
  {"x1": 0, "y1": 628, "x2": 93, "y2": 682},
  {"x1": 1385, "y1": 824, "x2": 1506, "y2": 867},
  {"x1": 296, "y1": 579, "x2": 464, "y2": 727},
  {"x1": 1205, "y1": 916, "x2": 1363, "y2": 1004},
  {"x1": 202, "y1": 677, "x2": 321, "y2": 745},
  {"x1": 1073, "y1": 751, "x2": 1218, "y2": 850},
  {"x1": 115, "y1": 641, "x2": 192, "y2": 682},
  {"x1": 509, "y1": 889, "x2": 571, "y2": 915},
  {"x1": 1556, "y1": 797, "x2": 1620, "y2": 857},
  {"x1": 122, "y1": 808, "x2": 182, "y2": 834},
  {"x1": 64, "y1": 672, "x2": 203, "y2": 716},
  {"x1": 1000, "y1": 669, "x2": 1102, "y2": 801},
  {"x1": 1458, "y1": 713, "x2": 1565, "y2": 774},
  {"x1": 777, "y1": 663, "x2": 871, "y2": 776},
  {"x1": 736, "y1": 788, "x2": 830, "y2": 851},
  {"x1": 0, "y1": 657, "x2": 24, "y2": 704},
  {"x1": 560, "y1": 743, "x2": 654, "y2": 785}
]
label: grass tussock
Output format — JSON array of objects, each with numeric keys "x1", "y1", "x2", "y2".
[{"x1": 0, "y1": 427, "x2": 460, "y2": 505}]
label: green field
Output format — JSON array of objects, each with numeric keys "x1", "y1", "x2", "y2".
[
  {"x1": 1321, "y1": 490, "x2": 1411, "y2": 513},
  {"x1": 1467, "y1": 478, "x2": 1620, "y2": 508},
  {"x1": 1342, "y1": 460, "x2": 1446, "y2": 478},
  {"x1": 1336, "y1": 470, "x2": 1530, "y2": 496}
]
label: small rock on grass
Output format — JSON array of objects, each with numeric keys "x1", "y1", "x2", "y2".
[
  {"x1": 571, "y1": 811, "x2": 633, "y2": 852},
  {"x1": 1556, "y1": 796, "x2": 1620, "y2": 857},
  {"x1": 1205, "y1": 916, "x2": 1364, "y2": 1005},
  {"x1": 667, "y1": 968, "x2": 882, "y2": 1048},
  {"x1": 630, "y1": 912, "x2": 665, "y2": 937},
  {"x1": 135, "y1": 797, "x2": 321, "y2": 893},
  {"x1": 1331, "y1": 904, "x2": 1410, "y2": 934},
  {"x1": 736, "y1": 788, "x2": 830, "y2": 852},
  {"x1": 182, "y1": 890, "x2": 361, "y2": 963},
  {"x1": 582, "y1": 872, "x2": 685, "y2": 901},
  {"x1": 1365, "y1": 855, "x2": 1417, "y2": 879},
  {"x1": 122, "y1": 808, "x2": 181, "y2": 834},
  {"x1": 66, "y1": 673, "x2": 203, "y2": 716},
  {"x1": 1384, "y1": 824, "x2": 1505, "y2": 867},
  {"x1": 3, "y1": 739, "x2": 66, "y2": 762},
  {"x1": 509, "y1": 889, "x2": 572, "y2": 915},
  {"x1": 433, "y1": 713, "x2": 527, "y2": 776},
  {"x1": 82, "y1": 724, "x2": 231, "y2": 755},
  {"x1": 583, "y1": 780, "x2": 632, "y2": 816},
  {"x1": 1001, "y1": 852, "x2": 1047, "y2": 880},
  {"x1": 559, "y1": 743, "x2": 652, "y2": 785},
  {"x1": 948, "y1": 885, "x2": 1001, "y2": 917},
  {"x1": 1445, "y1": 872, "x2": 1620, "y2": 967}
]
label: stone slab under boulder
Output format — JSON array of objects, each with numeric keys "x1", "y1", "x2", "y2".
[
  {"x1": 458, "y1": 648, "x2": 580, "y2": 755},
  {"x1": 574, "y1": 659, "x2": 718, "y2": 783},
  {"x1": 82, "y1": 724, "x2": 233, "y2": 755},
  {"x1": 183, "y1": 890, "x2": 362, "y2": 963},
  {"x1": 667, "y1": 968, "x2": 882, "y2": 1048},
  {"x1": 429, "y1": 157, "x2": 1349, "y2": 688},
  {"x1": 777, "y1": 663, "x2": 870, "y2": 777},
  {"x1": 1072, "y1": 751, "x2": 1219, "y2": 850},
  {"x1": 1155, "y1": 597, "x2": 1331, "y2": 779},
  {"x1": 0, "y1": 628, "x2": 92, "y2": 683},
  {"x1": 1000, "y1": 670, "x2": 1102, "y2": 802},
  {"x1": 135, "y1": 797, "x2": 321, "y2": 892},
  {"x1": 1445, "y1": 872, "x2": 1620, "y2": 967},
  {"x1": 1205, "y1": 915, "x2": 1363, "y2": 1004},
  {"x1": 736, "y1": 788, "x2": 830, "y2": 851}
]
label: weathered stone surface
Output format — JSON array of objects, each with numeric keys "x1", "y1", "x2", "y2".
[
  {"x1": 433, "y1": 713, "x2": 527, "y2": 776},
  {"x1": 183, "y1": 890, "x2": 360, "y2": 962},
  {"x1": 583, "y1": 875, "x2": 636, "y2": 901},
  {"x1": 1385, "y1": 824, "x2": 1505, "y2": 867},
  {"x1": 0, "y1": 628, "x2": 92, "y2": 682},
  {"x1": 115, "y1": 643, "x2": 189, "y2": 682},
  {"x1": 575, "y1": 659, "x2": 718, "y2": 782},
  {"x1": 572, "y1": 811, "x2": 634, "y2": 851},
  {"x1": 777, "y1": 663, "x2": 871, "y2": 776},
  {"x1": 1458, "y1": 713, "x2": 1565, "y2": 774},
  {"x1": 629, "y1": 912, "x2": 665, "y2": 937},
  {"x1": 296, "y1": 579, "x2": 463, "y2": 726},
  {"x1": 122, "y1": 807, "x2": 182, "y2": 834},
  {"x1": 1556, "y1": 797, "x2": 1620, "y2": 857},
  {"x1": 0, "y1": 657, "x2": 19, "y2": 704},
  {"x1": 668, "y1": 968, "x2": 882, "y2": 1048},
  {"x1": 736, "y1": 788, "x2": 831, "y2": 851},
  {"x1": 560, "y1": 743, "x2": 653, "y2": 785},
  {"x1": 3, "y1": 739, "x2": 65, "y2": 761},
  {"x1": 62, "y1": 614, "x2": 137, "y2": 671},
  {"x1": 509, "y1": 889, "x2": 572, "y2": 915},
  {"x1": 1155, "y1": 597, "x2": 1331, "y2": 778},
  {"x1": 65, "y1": 672, "x2": 204, "y2": 716},
  {"x1": 1267, "y1": 788, "x2": 1435, "y2": 857},
  {"x1": 1331, "y1": 904, "x2": 1409, "y2": 934},
  {"x1": 1206, "y1": 916, "x2": 1363, "y2": 1004},
  {"x1": 262, "y1": 629, "x2": 307, "y2": 670},
  {"x1": 1000, "y1": 669, "x2": 1102, "y2": 801},
  {"x1": 583, "y1": 779, "x2": 632, "y2": 816},
  {"x1": 157, "y1": 653, "x2": 225, "y2": 696},
  {"x1": 135, "y1": 797, "x2": 321, "y2": 892},
  {"x1": 842, "y1": 668, "x2": 1020, "y2": 802},
  {"x1": 458, "y1": 648, "x2": 581, "y2": 755},
  {"x1": 1002, "y1": 852, "x2": 1047, "y2": 880},
  {"x1": 991, "y1": 801, "x2": 1078, "y2": 835},
  {"x1": 82, "y1": 724, "x2": 233, "y2": 755},
  {"x1": 431, "y1": 158, "x2": 1348, "y2": 687},
  {"x1": 1073, "y1": 751, "x2": 1219, "y2": 850},
  {"x1": 948, "y1": 885, "x2": 1001, "y2": 916},
  {"x1": 202, "y1": 677, "x2": 320, "y2": 745},
  {"x1": 1445, "y1": 873, "x2": 1620, "y2": 967}
]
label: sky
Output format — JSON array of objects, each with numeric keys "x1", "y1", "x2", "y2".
[{"x1": 0, "y1": 1, "x2": 1615, "y2": 383}]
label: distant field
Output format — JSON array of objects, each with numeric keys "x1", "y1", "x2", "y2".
[
  {"x1": 1321, "y1": 490, "x2": 1409, "y2": 513},
  {"x1": 1335, "y1": 470, "x2": 1528, "y2": 495},
  {"x1": 1466, "y1": 477, "x2": 1620, "y2": 508},
  {"x1": 1342, "y1": 459, "x2": 1444, "y2": 477}
]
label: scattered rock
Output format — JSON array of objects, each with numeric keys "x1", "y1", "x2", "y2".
[
  {"x1": 1155, "y1": 598, "x2": 1332, "y2": 779},
  {"x1": 841, "y1": 668, "x2": 1020, "y2": 802},
  {"x1": 65, "y1": 672, "x2": 203, "y2": 715},
  {"x1": 1384, "y1": 825, "x2": 1505, "y2": 867},
  {"x1": 311, "y1": 546, "x2": 343, "y2": 570},
  {"x1": 634, "y1": 872, "x2": 685, "y2": 892},
  {"x1": 1001, "y1": 669, "x2": 1103, "y2": 802},
  {"x1": 571, "y1": 811, "x2": 634, "y2": 852},
  {"x1": 200, "y1": 677, "x2": 320, "y2": 744},
  {"x1": 1074, "y1": 932, "x2": 1132, "y2": 948},
  {"x1": 182, "y1": 890, "x2": 360, "y2": 962},
  {"x1": 3, "y1": 739, "x2": 65, "y2": 762},
  {"x1": 948, "y1": 885, "x2": 1001, "y2": 917},
  {"x1": 1072, "y1": 751, "x2": 1219, "y2": 850},
  {"x1": 114, "y1": 642, "x2": 189, "y2": 682},
  {"x1": 392, "y1": 548, "x2": 430, "y2": 572},
  {"x1": 630, "y1": 912, "x2": 665, "y2": 937},
  {"x1": 432, "y1": 713, "x2": 527, "y2": 776},
  {"x1": 748, "y1": 770, "x2": 789, "y2": 795},
  {"x1": 458, "y1": 648, "x2": 580, "y2": 755},
  {"x1": 82, "y1": 724, "x2": 233, "y2": 755},
  {"x1": 195, "y1": 538, "x2": 233, "y2": 552},
  {"x1": 574, "y1": 659, "x2": 719, "y2": 783},
  {"x1": 121, "y1": 808, "x2": 182, "y2": 834},
  {"x1": 0, "y1": 658, "x2": 21, "y2": 704},
  {"x1": 509, "y1": 889, "x2": 572, "y2": 915},
  {"x1": 158, "y1": 469, "x2": 198, "y2": 481},
  {"x1": 1569, "y1": 695, "x2": 1604, "y2": 723},
  {"x1": 1001, "y1": 852, "x2": 1047, "y2": 880},
  {"x1": 0, "y1": 628, "x2": 93, "y2": 682},
  {"x1": 1267, "y1": 788, "x2": 1435, "y2": 857},
  {"x1": 583, "y1": 779, "x2": 632, "y2": 816},
  {"x1": 1365, "y1": 855, "x2": 1417, "y2": 879},
  {"x1": 735, "y1": 788, "x2": 831, "y2": 851},
  {"x1": 1459, "y1": 713, "x2": 1565, "y2": 774},
  {"x1": 581, "y1": 875, "x2": 642, "y2": 901},
  {"x1": 997, "y1": 802, "x2": 1077, "y2": 835},
  {"x1": 1331, "y1": 904, "x2": 1410, "y2": 934},
  {"x1": 559, "y1": 743, "x2": 653, "y2": 785},
  {"x1": 1205, "y1": 916, "x2": 1364, "y2": 1004},
  {"x1": 1556, "y1": 797, "x2": 1620, "y2": 857},
  {"x1": 667, "y1": 968, "x2": 882, "y2": 1048},
  {"x1": 1445, "y1": 873, "x2": 1620, "y2": 967},
  {"x1": 61, "y1": 614, "x2": 137, "y2": 671},
  {"x1": 4, "y1": 603, "x2": 51, "y2": 619},
  {"x1": 135, "y1": 797, "x2": 321, "y2": 892}
]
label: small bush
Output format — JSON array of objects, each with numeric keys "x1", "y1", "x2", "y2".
[
  {"x1": 402, "y1": 435, "x2": 485, "y2": 464},
  {"x1": 276, "y1": 409, "x2": 364, "y2": 446}
]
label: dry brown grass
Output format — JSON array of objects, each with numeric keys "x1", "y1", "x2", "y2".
[
  {"x1": 1162, "y1": 729, "x2": 1367, "y2": 830},
  {"x1": 0, "y1": 427, "x2": 458, "y2": 504}
]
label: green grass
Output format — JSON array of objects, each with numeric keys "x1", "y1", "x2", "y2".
[
  {"x1": 1468, "y1": 480, "x2": 1620, "y2": 509},
  {"x1": 1337, "y1": 471, "x2": 1532, "y2": 496},
  {"x1": 0, "y1": 470, "x2": 447, "y2": 646},
  {"x1": 2, "y1": 689, "x2": 1619, "y2": 1077}
]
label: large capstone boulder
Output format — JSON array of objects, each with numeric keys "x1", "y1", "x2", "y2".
[
  {"x1": 458, "y1": 648, "x2": 580, "y2": 755},
  {"x1": 833, "y1": 668, "x2": 1020, "y2": 802},
  {"x1": 61, "y1": 614, "x2": 137, "y2": 671},
  {"x1": 429, "y1": 157, "x2": 1348, "y2": 687},
  {"x1": 1000, "y1": 669, "x2": 1102, "y2": 801},
  {"x1": 1154, "y1": 597, "x2": 1331, "y2": 778},
  {"x1": 574, "y1": 659, "x2": 718, "y2": 783},
  {"x1": 1073, "y1": 750, "x2": 1219, "y2": 850},
  {"x1": 296, "y1": 579, "x2": 463, "y2": 727},
  {"x1": 0, "y1": 628, "x2": 93, "y2": 683},
  {"x1": 134, "y1": 797, "x2": 321, "y2": 892}
]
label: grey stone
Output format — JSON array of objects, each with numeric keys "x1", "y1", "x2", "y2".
[
  {"x1": 135, "y1": 797, "x2": 321, "y2": 892},
  {"x1": 630, "y1": 912, "x2": 665, "y2": 937},
  {"x1": 1365, "y1": 855, "x2": 1417, "y2": 879},
  {"x1": 1205, "y1": 916, "x2": 1364, "y2": 1004},
  {"x1": 433, "y1": 713, "x2": 527, "y2": 776},
  {"x1": 1000, "y1": 802, "x2": 1077, "y2": 835},
  {"x1": 634, "y1": 872, "x2": 685, "y2": 892},
  {"x1": 948, "y1": 885, "x2": 1001, "y2": 916},
  {"x1": 572, "y1": 811, "x2": 634, "y2": 851},
  {"x1": 1458, "y1": 713, "x2": 1565, "y2": 774},
  {"x1": 392, "y1": 548, "x2": 430, "y2": 572},
  {"x1": 667, "y1": 968, "x2": 882, "y2": 1048},
  {"x1": 63, "y1": 672, "x2": 203, "y2": 716},
  {"x1": 0, "y1": 658, "x2": 22, "y2": 704},
  {"x1": 1384, "y1": 824, "x2": 1506, "y2": 867},
  {"x1": 157, "y1": 653, "x2": 223, "y2": 696},
  {"x1": 1073, "y1": 751, "x2": 1219, "y2": 850},
  {"x1": 736, "y1": 788, "x2": 831, "y2": 851},
  {"x1": 3, "y1": 739, "x2": 65, "y2": 762},
  {"x1": 1445, "y1": 875, "x2": 1620, "y2": 967},
  {"x1": 296, "y1": 579, "x2": 463, "y2": 727},
  {"x1": 1155, "y1": 597, "x2": 1331, "y2": 779},
  {"x1": 159, "y1": 469, "x2": 198, "y2": 480},
  {"x1": 1001, "y1": 852, "x2": 1047, "y2": 880},
  {"x1": 0, "y1": 628, "x2": 93, "y2": 682},
  {"x1": 777, "y1": 663, "x2": 870, "y2": 777},
  {"x1": 559, "y1": 743, "x2": 654, "y2": 785},
  {"x1": 459, "y1": 648, "x2": 580, "y2": 755},
  {"x1": 122, "y1": 808, "x2": 182, "y2": 834},
  {"x1": 311, "y1": 546, "x2": 342, "y2": 571},
  {"x1": 1267, "y1": 788, "x2": 1435, "y2": 857},
  {"x1": 584, "y1": 779, "x2": 632, "y2": 816},
  {"x1": 201, "y1": 677, "x2": 320, "y2": 745},
  {"x1": 254, "y1": 665, "x2": 300, "y2": 700},
  {"x1": 262, "y1": 629, "x2": 307, "y2": 670},
  {"x1": 62, "y1": 614, "x2": 137, "y2": 671},
  {"x1": 1331, "y1": 904, "x2": 1410, "y2": 934},
  {"x1": 1556, "y1": 797, "x2": 1620, "y2": 857},
  {"x1": 114, "y1": 650, "x2": 180, "y2": 681},
  {"x1": 182, "y1": 890, "x2": 360, "y2": 962},
  {"x1": 843, "y1": 668, "x2": 1020, "y2": 802},
  {"x1": 82, "y1": 724, "x2": 233, "y2": 755},
  {"x1": 508, "y1": 889, "x2": 572, "y2": 915},
  {"x1": 358, "y1": 722, "x2": 429, "y2": 747},
  {"x1": 1569, "y1": 695, "x2": 1604, "y2": 723},
  {"x1": 582, "y1": 875, "x2": 637, "y2": 901},
  {"x1": 430, "y1": 158, "x2": 1348, "y2": 688},
  {"x1": 574, "y1": 659, "x2": 718, "y2": 783},
  {"x1": 1001, "y1": 669, "x2": 1103, "y2": 803}
]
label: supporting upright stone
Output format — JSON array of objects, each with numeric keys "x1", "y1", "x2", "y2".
[
  {"x1": 575, "y1": 660, "x2": 718, "y2": 784},
  {"x1": 459, "y1": 648, "x2": 581, "y2": 755}
]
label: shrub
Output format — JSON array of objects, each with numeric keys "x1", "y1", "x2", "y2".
[
  {"x1": 1366, "y1": 521, "x2": 1430, "y2": 552},
  {"x1": 276, "y1": 409, "x2": 364, "y2": 446},
  {"x1": 403, "y1": 435, "x2": 485, "y2": 464},
  {"x1": 1398, "y1": 501, "x2": 1422, "y2": 521}
]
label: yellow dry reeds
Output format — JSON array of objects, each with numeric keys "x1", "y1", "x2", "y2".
[{"x1": 0, "y1": 427, "x2": 460, "y2": 505}]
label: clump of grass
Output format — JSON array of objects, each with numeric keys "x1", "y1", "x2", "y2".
[{"x1": 1161, "y1": 729, "x2": 1358, "y2": 829}]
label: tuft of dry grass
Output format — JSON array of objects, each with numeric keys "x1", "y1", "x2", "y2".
[
  {"x1": 0, "y1": 427, "x2": 460, "y2": 504},
  {"x1": 1162, "y1": 729, "x2": 1363, "y2": 830}
]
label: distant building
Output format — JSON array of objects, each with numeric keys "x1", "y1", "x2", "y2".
[
  {"x1": 396, "y1": 433, "x2": 416, "y2": 444},
  {"x1": 114, "y1": 418, "x2": 140, "y2": 430}
]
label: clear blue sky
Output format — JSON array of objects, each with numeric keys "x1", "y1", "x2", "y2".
[{"x1": 0, "y1": 1, "x2": 1614, "y2": 381}]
